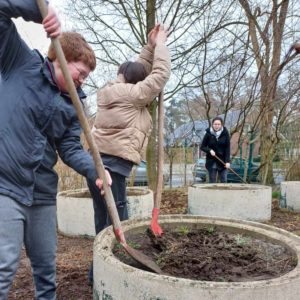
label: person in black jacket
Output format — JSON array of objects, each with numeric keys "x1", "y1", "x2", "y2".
[{"x1": 200, "y1": 117, "x2": 231, "y2": 183}]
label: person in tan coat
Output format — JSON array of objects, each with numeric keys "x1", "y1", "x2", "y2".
[{"x1": 86, "y1": 24, "x2": 171, "y2": 284}]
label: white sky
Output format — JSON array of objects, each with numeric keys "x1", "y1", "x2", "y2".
[{"x1": 14, "y1": 0, "x2": 65, "y2": 55}]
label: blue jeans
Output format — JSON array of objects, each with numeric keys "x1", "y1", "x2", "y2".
[
  {"x1": 0, "y1": 195, "x2": 57, "y2": 300},
  {"x1": 208, "y1": 168, "x2": 228, "y2": 183},
  {"x1": 86, "y1": 170, "x2": 128, "y2": 283}
]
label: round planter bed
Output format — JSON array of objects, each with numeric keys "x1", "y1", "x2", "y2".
[
  {"x1": 126, "y1": 187, "x2": 153, "y2": 219},
  {"x1": 280, "y1": 181, "x2": 300, "y2": 211},
  {"x1": 188, "y1": 183, "x2": 271, "y2": 221},
  {"x1": 57, "y1": 187, "x2": 153, "y2": 236},
  {"x1": 93, "y1": 215, "x2": 300, "y2": 300}
]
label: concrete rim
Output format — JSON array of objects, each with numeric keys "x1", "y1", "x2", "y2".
[
  {"x1": 58, "y1": 187, "x2": 152, "y2": 197},
  {"x1": 57, "y1": 188, "x2": 90, "y2": 198},
  {"x1": 190, "y1": 183, "x2": 269, "y2": 190},
  {"x1": 94, "y1": 215, "x2": 300, "y2": 288},
  {"x1": 126, "y1": 186, "x2": 152, "y2": 196}
]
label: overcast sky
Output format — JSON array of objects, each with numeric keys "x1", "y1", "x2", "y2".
[{"x1": 14, "y1": 0, "x2": 65, "y2": 55}]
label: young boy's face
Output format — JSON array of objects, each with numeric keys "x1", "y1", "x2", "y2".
[{"x1": 54, "y1": 60, "x2": 91, "y2": 92}]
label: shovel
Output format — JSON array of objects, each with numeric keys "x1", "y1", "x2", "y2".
[
  {"x1": 37, "y1": 0, "x2": 162, "y2": 274},
  {"x1": 213, "y1": 154, "x2": 249, "y2": 184},
  {"x1": 150, "y1": 92, "x2": 164, "y2": 236}
]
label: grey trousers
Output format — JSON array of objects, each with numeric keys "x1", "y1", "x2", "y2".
[{"x1": 0, "y1": 195, "x2": 57, "y2": 300}]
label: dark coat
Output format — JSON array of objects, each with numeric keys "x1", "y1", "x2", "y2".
[
  {"x1": 200, "y1": 127, "x2": 230, "y2": 171},
  {"x1": 0, "y1": 0, "x2": 97, "y2": 206}
]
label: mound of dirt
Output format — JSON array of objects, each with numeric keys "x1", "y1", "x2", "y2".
[{"x1": 113, "y1": 226, "x2": 297, "y2": 282}]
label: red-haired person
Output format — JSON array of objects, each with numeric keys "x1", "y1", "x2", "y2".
[{"x1": 0, "y1": 1, "x2": 110, "y2": 298}]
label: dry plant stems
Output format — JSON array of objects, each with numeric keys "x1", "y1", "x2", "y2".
[
  {"x1": 36, "y1": 0, "x2": 162, "y2": 274},
  {"x1": 55, "y1": 159, "x2": 87, "y2": 191}
]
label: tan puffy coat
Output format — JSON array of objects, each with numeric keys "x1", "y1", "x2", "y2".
[{"x1": 92, "y1": 43, "x2": 171, "y2": 164}]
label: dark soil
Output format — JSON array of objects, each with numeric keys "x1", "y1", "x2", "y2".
[
  {"x1": 7, "y1": 188, "x2": 300, "y2": 299},
  {"x1": 113, "y1": 226, "x2": 297, "y2": 282}
]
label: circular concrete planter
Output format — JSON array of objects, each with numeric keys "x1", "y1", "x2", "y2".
[
  {"x1": 126, "y1": 187, "x2": 153, "y2": 219},
  {"x1": 57, "y1": 187, "x2": 153, "y2": 236},
  {"x1": 93, "y1": 215, "x2": 300, "y2": 300},
  {"x1": 57, "y1": 189, "x2": 95, "y2": 236},
  {"x1": 280, "y1": 181, "x2": 300, "y2": 211},
  {"x1": 188, "y1": 183, "x2": 271, "y2": 221}
]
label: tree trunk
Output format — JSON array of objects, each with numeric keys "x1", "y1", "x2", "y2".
[
  {"x1": 147, "y1": 101, "x2": 158, "y2": 191},
  {"x1": 259, "y1": 78, "x2": 277, "y2": 184},
  {"x1": 146, "y1": 0, "x2": 157, "y2": 191},
  {"x1": 169, "y1": 159, "x2": 173, "y2": 189}
]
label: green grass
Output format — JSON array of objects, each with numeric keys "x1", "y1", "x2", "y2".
[
  {"x1": 206, "y1": 226, "x2": 216, "y2": 234},
  {"x1": 234, "y1": 234, "x2": 251, "y2": 246},
  {"x1": 177, "y1": 225, "x2": 190, "y2": 235},
  {"x1": 272, "y1": 191, "x2": 280, "y2": 198}
]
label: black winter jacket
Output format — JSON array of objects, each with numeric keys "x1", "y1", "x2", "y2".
[
  {"x1": 0, "y1": 0, "x2": 97, "y2": 206},
  {"x1": 200, "y1": 127, "x2": 231, "y2": 171}
]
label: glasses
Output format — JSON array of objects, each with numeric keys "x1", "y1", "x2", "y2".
[{"x1": 70, "y1": 62, "x2": 89, "y2": 81}]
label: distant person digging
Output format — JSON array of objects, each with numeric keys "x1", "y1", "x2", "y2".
[{"x1": 200, "y1": 117, "x2": 231, "y2": 183}]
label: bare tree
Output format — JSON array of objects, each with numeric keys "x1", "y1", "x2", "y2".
[
  {"x1": 60, "y1": 0, "x2": 300, "y2": 186},
  {"x1": 237, "y1": 0, "x2": 300, "y2": 184},
  {"x1": 62, "y1": 0, "x2": 240, "y2": 188}
]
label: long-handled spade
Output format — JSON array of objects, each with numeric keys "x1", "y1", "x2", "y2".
[
  {"x1": 150, "y1": 92, "x2": 164, "y2": 236},
  {"x1": 213, "y1": 154, "x2": 249, "y2": 184},
  {"x1": 37, "y1": 0, "x2": 162, "y2": 274}
]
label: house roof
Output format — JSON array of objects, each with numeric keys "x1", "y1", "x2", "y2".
[{"x1": 168, "y1": 110, "x2": 242, "y2": 146}]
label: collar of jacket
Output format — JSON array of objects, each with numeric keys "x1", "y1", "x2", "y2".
[
  {"x1": 101, "y1": 74, "x2": 125, "y2": 89},
  {"x1": 206, "y1": 126, "x2": 227, "y2": 136},
  {"x1": 37, "y1": 51, "x2": 87, "y2": 103},
  {"x1": 115, "y1": 73, "x2": 125, "y2": 83}
]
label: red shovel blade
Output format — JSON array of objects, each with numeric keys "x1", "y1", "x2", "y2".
[{"x1": 150, "y1": 207, "x2": 163, "y2": 236}]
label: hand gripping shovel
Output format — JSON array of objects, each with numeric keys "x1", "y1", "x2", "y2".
[
  {"x1": 37, "y1": 0, "x2": 162, "y2": 274},
  {"x1": 150, "y1": 92, "x2": 164, "y2": 236},
  {"x1": 214, "y1": 154, "x2": 249, "y2": 184}
]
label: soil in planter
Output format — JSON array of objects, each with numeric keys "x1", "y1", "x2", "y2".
[{"x1": 113, "y1": 226, "x2": 297, "y2": 282}]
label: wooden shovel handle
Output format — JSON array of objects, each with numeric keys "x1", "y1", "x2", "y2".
[
  {"x1": 214, "y1": 154, "x2": 248, "y2": 184},
  {"x1": 36, "y1": 0, "x2": 123, "y2": 237},
  {"x1": 154, "y1": 92, "x2": 164, "y2": 209}
]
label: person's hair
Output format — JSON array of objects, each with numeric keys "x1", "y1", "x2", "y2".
[
  {"x1": 118, "y1": 61, "x2": 147, "y2": 84},
  {"x1": 48, "y1": 31, "x2": 96, "y2": 71},
  {"x1": 212, "y1": 116, "x2": 224, "y2": 125}
]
